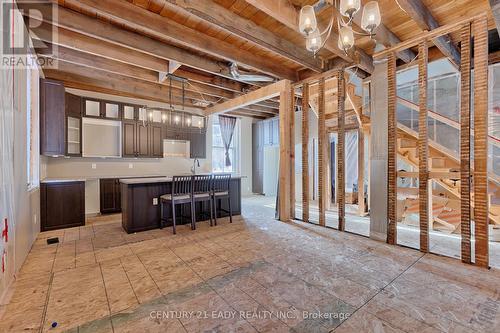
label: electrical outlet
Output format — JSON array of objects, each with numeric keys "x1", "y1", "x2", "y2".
[
  {"x1": 91, "y1": 163, "x2": 97, "y2": 169},
  {"x1": 153, "y1": 198, "x2": 158, "y2": 205},
  {"x1": 129, "y1": 163, "x2": 133, "y2": 169}
]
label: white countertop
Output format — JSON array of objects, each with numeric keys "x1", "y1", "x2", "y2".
[
  {"x1": 120, "y1": 174, "x2": 243, "y2": 184},
  {"x1": 41, "y1": 178, "x2": 86, "y2": 183}
]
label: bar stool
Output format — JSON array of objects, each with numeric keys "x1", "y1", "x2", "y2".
[
  {"x1": 192, "y1": 174, "x2": 213, "y2": 229},
  {"x1": 160, "y1": 175, "x2": 193, "y2": 234},
  {"x1": 212, "y1": 174, "x2": 232, "y2": 226}
]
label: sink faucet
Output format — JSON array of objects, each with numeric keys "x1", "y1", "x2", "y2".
[{"x1": 191, "y1": 158, "x2": 200, "y2": 175}]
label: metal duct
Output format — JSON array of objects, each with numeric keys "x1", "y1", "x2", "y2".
[{"x1": 229, "y1": 62, "x2": 275, "y2": 82}]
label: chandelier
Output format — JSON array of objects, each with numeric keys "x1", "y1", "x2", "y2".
[{"x1": 298, "y1": 0, "x2": 381, "y2": 55}]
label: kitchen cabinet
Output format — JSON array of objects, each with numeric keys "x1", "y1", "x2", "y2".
[
  {"x1": 100, "y1": 178, "x2": 121, "y2": 214},
  {"x1": 41, "y1": 181, "x2": 85, "y2": 231},
  {"x1": 122, "y1": 120, "x2": 137, "y2": 157},
  {"x1": 150, "y1": 123, "x2": 163, "y2": 158},
  {"x1": 122, "y1": 120, "x2": 163, "y2": 158},
  {"x1": 65, "y1": 93, "x2": 82, "y2": 156},
  {"x1": 189, "y1": 131, "x2": 206, "y2": 158},
  {"x1": 40, "y1": 78, "x2": 65, "y2": 156},
  {"x1": 83, "y1": 98, "x2": 121, "y2": 119},
  {"x1": 122, "y1": 120, "x2": 150, "y2": 157}
]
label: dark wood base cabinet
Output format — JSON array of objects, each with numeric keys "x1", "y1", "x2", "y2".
[
  {"x1": 121, "y1": 178, "x2": 241, "y2": 233},
  {"x1": 100, "y1": 178, "x2": 121, "y2": 214},
  {"x1": 41, "y1": 181, "x2": 85, "y2": 232}
]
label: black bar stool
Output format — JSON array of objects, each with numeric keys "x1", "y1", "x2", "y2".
[
  {"x1": 212, "y1": 174, "x2": 232, "y2": 226},
  {"x1": 160, "y1": 175, "x2": 193, "y2": 234},
  {"x1": 192, "y1": 174, "x2": 213, "y2": 229}
]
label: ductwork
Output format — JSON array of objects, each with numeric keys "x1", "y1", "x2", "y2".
[{"x1": 229, "y1": 62, "x2": 275, "y2": 82}]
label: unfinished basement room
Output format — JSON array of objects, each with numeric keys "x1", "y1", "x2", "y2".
[{"x1": 1, "y1": 0, "x2": 500, "y2": 332}]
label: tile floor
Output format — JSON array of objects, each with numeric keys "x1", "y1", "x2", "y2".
[{"x1": 1, "y1": 196, "x2": 499, "y2": 332}]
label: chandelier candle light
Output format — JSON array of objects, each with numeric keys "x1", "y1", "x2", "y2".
[{"x1": 299, "y1": 0, "x2": 381, "y2": 55}]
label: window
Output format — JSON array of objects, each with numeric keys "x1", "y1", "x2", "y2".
[
  {"x1": 26, "y1": 60, "x2": 40, "y2": 190},
  {"x1": 212, "y1": 117, "x2": 239, "y2": 173}
]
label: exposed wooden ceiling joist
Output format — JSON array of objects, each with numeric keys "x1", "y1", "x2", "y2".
[
  {"x1": 159, "y1": 0, "x2": 323, "y2": 72},
  {"x1": 42, "y1": 61, "x2": 221, "y2": 104},
  {"x1": 205, "y1": 80, "x2": 289, "y2": 115},
  {"x1": 20, "y1": 3, "x2": 277, "y2": 83},
  {"x1": 58, "y1": 0, "x2": 297, "y2": 80},
  {"x1": 395, "y1": 0, "x2": 461, "y2": 67},
  {"x1": 243, "y1": 0, "x2": 374, "y2": 74}
]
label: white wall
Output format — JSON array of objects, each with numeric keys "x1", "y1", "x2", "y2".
[{"x1": 0, "y1": 8, "x2": 41, "y2": 303}]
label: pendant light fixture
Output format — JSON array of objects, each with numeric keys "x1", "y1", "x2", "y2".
[
  {"x1": 299, "y1": 5, "x2": 317, "y2": 36},
  {"x1": 339, "y1": 0, "x2": 360, "y2": 23},
  {"x1": 338, "y1": 25, "x2": 355, "y2": 52},
  {"x1": 298, "y1": 0, "x2": 381, "y2": 55},
  {"x1": 306, "y1": 29, "x2": 322, "y2": 53},
  {"x1": 361, "y1": 1, "x2": 381, "y2": 35}
]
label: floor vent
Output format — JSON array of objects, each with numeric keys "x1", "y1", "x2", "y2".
[{"x1": 47, "y1": 237, "x2": 59, "y2": 245}]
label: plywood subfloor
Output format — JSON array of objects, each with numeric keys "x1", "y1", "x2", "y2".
[{"x1": 1, "y1": 196, "x2": 499, "y2": 332}]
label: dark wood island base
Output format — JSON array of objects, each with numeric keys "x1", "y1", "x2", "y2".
[{"x1": 120, "y1": 176, "x2": 241, "y2": 233}]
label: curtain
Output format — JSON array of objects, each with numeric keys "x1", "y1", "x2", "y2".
[{"x1": 218, "y1": 115, "x2": 237, "y2": 166}]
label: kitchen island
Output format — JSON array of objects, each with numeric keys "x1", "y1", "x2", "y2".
[{"x1": 120, "y1": 176, "x2": 241, "y2": 233}]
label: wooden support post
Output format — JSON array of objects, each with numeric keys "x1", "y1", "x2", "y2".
[
  {"x1": 460, "y1": 23, "x2": 472, "y2": 264},
  {"x1": 337, "y1": 70, "x2": 346, "y2": 230},
  {"x1": 473, "y1": 16, "x2": 489, "y2": 268},
  {"x1": 318, "y1": 77, "x2": 327, "y2": 226},
  {"x1": 418, "y1": 41, "x2": 430, "y2": 253},
  {"x1": 290, "y1": 88, "x2": 295, "y2": 219},
  {"x1": 278, "y1": 80, "x2": 292, "y2": 222},
  {"x1": 387, "y1": 52, "x2": 397, "y2": 245},
  {"x1": 357, "y1": 128, "x2": 365, "y2": 216},
  {"x1": 302, "y1": 83, "x2": 310, "y2": 222}
]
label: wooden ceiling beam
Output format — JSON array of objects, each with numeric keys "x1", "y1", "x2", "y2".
[
  {"x1": 160, "y1": 0, "x2": 323, "y2": 72},
  {"x1": 395, "y1": 0, "x2": 461, "y2": 67},
  {"x1": 43, "y1": 72, "x2": 202, "y2": 109},
  {"x1": 20, "y1": 3, "x2": 245, "y2": 81},
  {"x1": 42, "y1": 61, "x2": 220, "y2": 104},
  {"x1": 227, "y1": 110, "x2": 267, "y2": 119},
  {"x1": 37, "y1": 45, "x2": 238, "y2": 100},
  {"x1": 57, "y1": 0, "x2": 297, "y2": 80},
  {"x1": 205, "y1": 80, "x2": 289, "y2": 115},
  {"x1": 243, "y1": 0, "x2": 374, "y2": 74}
]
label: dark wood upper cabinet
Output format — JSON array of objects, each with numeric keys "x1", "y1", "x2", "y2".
[
  {"x1": 150, "y1": 123, "x2": 163, "y2": 158},
  {"x1": 136, "y1": 123, "x2": 150, "y2": 157},
  {"x1": 40, "y1": 78, "x2": 65, "y2": 156},
  {"x1": 189, "y1": 131, "x2": 206, "y2": 159},
  {"x1": 122, "y1": 120, "x2": 137, "y2": 157},
  {"x1": 100, "y1": 178, "x2": 121, "y2": 214},
  {"x1": 65, "y1": 93, "x2": 82, "y2": 157},
  {"x1": 41, "y1": 181, "x2": 85, "y2": 231}
]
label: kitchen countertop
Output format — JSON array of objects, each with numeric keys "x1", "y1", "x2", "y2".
[
  {"x1": 41, "y1": 175, "x2": 166, "y2": 183},
  {"x1": 41, "y1": 178, "x2": 87, "y2": 183},
  {"x1": 120, "y1": 174, "x2": 243, "y2": 184}
]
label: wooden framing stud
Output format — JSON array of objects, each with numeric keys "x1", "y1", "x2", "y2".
[
  {"x1": 318, "y1": 77, "x2": 326, "y2": 226},
  {"x1": 278, "y1": 80, "x2": 292, "y2": 222},
  {"x1": 302, "y1": 83, "x2": 310, "y2": 222},
  {"x1": 473, "y1": 16, "x2": 489, "y2": 268},
  {"x1": 290, "y1": 87, "x2": 296, "y2": 219},
  {"x1": 387, "y1": 52, "x2": 397, "y2": 245},
  {"x1": 460, "y1": 23, "x2": 472, "y2": 264},
  {"x1": 418, "y1": 41, "x2": 430, "y2": 253},
  {"x1": 337, "y1": 70, "x2": 346, "y2": 231},
  {"x1": 357, "y1": 128, "x2": 365, "y2": 216}
]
